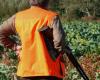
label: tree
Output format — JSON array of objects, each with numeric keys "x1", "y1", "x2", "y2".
[
  {"x1": 58, "y1": 0, "x2": 100, "y2": 19},
  {"x1": 0, "y1": 0, "x2": 100, "y2": 20}
]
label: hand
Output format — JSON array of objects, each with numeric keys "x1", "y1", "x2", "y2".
[
  {"x1": 13, "y1": 45, "x2": 22, "y2": 60},
  {"x1": 15, "y1": 45, "x2": 22, "y2": 55}
]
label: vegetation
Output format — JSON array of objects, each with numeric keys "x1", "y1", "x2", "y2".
[
  {"x1": 0, "y1": 0, "x2": 29, "y2": 19},
  {"x1": 0, "y1": 0, "x2": 100, "y2": 20},
  {"x1": 0, "y1": 0, "x2": 100, "y2": 80},
  {"x1": 63, "y1": 21, "x2": 100, "y2": 80},
  {"x1": 0, "y1": 21, "x2": 100, "y2": 80},
  {"x1": 63, "y1": 21, "x2": 100, "y2": 56}
]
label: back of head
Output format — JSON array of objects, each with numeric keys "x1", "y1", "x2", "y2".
[{"x1": 29, "y1": 0, "x2": 50, "y2": 8}]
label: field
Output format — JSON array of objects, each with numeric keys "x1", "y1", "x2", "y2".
[
  {"x1": 63, "y1": 21, "x2": 100, "y2": 80},
  {"x1": 0, "y1": 20, "x2": 100, "y2": 80}
]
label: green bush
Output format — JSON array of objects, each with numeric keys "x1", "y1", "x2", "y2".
[
  {"x1": 67, "y1": 68, "x2": 83, "y2": 80},
  {"x1": 0, "y1": 0, "x2": 29, "y2": 19},
  {"x1": 0, "y1": 64, "x2": 17, "y2": 80},
  {"x1": 96, "y1": 72, "x2": 100, "y2": 80},
  {"x1": 63, "y1": 21, "x2": 100, "y2": 56}
]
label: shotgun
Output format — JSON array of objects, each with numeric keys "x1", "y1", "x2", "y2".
[
  {"x1": 64, "y1": 46, "x2": 89, "y2": 80},
  {"x1": 41, "y1": 29, "x2": 89, "y2": 80}
]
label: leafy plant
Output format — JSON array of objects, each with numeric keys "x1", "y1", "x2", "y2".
[
  {"x1": 63, "y1": 21, "x2": 100, "y2": 56},
  {"x1": 96, "y1": 72, "x2": 100, "y2": 80},
  {"x1": 67, "y1": 68, "x2": 83, "y2": 80},
  {"x1": 0, "y1": 64, "x2": 17, "y2": 80}
]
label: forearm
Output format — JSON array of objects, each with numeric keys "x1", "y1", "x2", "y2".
[{"x1": 52, "y1": 16, "x2": 66, "y2": 53}]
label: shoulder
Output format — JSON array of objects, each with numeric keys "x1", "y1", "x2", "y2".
[
  {"x1": 39, "y1": 7, "x2": 58, "y2": 17},
  {"x1": 47, "y1": 10, "x2": 58, "y2": 16},
  {"x1": 16, "y1": 8, "x2": 30, "y2": 17}
]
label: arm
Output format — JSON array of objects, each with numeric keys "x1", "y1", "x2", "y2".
[
  {"x1": 40, "y1": 15, "x2": 66, "y2": 60},
  {"x1": 51, "y1": 15, "x2": 66, "y2": 53},
  {"x1": 51, "y1": 16, "x2": 89, "y2": 79},
  {"x1": 0, "y1": 15, "x2": 17, "y2": 49}
]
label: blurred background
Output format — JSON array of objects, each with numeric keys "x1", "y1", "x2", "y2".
[{"x1": 0, "y1": 0, "x2": 100, "y2": 80}]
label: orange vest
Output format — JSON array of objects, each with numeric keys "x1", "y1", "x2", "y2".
[{"x1": 15, "y1": 6, "x2": 65, "y2": 78}]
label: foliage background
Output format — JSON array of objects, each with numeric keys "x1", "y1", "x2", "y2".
[
  {"x1": 0, "y1": 0, "x2": 100, "y2": 80},
  {"x1": 0, "y1": 0, "x2": 100, "y2": 20}
]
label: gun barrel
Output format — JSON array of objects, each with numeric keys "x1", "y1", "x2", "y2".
[{"x1": 65, "y1": 50, "x2": 89, "y2": 80}]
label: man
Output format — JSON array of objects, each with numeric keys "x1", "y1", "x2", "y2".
[{"x1": 0, "y1": 0, "x2": 66, "y2": 80}]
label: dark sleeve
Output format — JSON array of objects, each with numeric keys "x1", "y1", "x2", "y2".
[
  {"x1": 0, "y1": 15, "x2": 17, "y2": 49},
  {"x1": 50, "y1": 15, "x2": 66, "y2": 53}
]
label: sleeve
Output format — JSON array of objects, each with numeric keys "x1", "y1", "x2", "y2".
[
  {"x1": 0, "y1": 15, "x2": 17, "y2": 49},
  {"x1": 50, "y1": 15, "x2": 66, "y2": 53}
]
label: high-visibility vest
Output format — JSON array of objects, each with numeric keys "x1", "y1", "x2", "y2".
[{"x1": 15, "y1": 6, "x2": 65, "y2": 78}]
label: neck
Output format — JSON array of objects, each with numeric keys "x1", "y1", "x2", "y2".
[{"x1": 31, "y1": 5, "x2": 48, "y2": 10}]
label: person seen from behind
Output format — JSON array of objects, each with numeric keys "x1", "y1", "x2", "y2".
[{"x1": 0, "y1": 0, "x2": 68, "y2": 80}]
